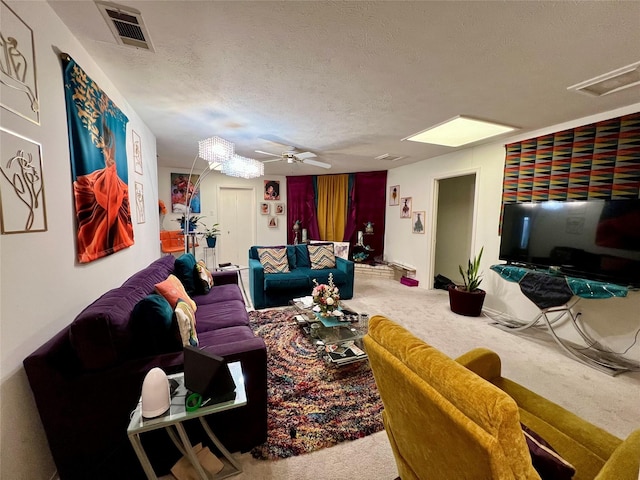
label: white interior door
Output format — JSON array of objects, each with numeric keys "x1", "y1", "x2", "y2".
[{"x1": 218, "y1": 187, "x2": 255, "y2": 266}]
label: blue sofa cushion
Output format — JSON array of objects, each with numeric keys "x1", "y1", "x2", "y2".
[
  {"x1": 174, "y1": 253, "x2": 198, "y2": 295},
  {"x1": 264, "y1": 271, "x2": 312, "y2": 290},
  {"x1": 295, "y1": 244, "x2": 311, "y2": 268},
  {"x1": 130, "y1": 294, "x2": 180, "y2": 356},
  {"x1": 303, "y1": 268, "x2": 348, "y2": 286},
  {"x1": 286, "y1": 245, "x2": 297, "y2": 269}
]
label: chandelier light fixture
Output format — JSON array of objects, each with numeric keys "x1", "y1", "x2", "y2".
[
  {"x1": 198, "y1": 136, "x2": 234, "y2": 164},
  {"x1": 180, "y1": 136, "x2": 264, "y2": 252},
  {"x1": 222, "y1": 154, "x2": 265, "y2": 179}
]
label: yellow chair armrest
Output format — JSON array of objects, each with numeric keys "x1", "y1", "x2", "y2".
[
  {"x1": 455, "y1": 348, "x2": 502, "y2": 381},
  {"x1": 595, "y1": 429, "x2": 640, "y2": 480}
]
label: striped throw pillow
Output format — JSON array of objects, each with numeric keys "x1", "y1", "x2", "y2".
[
  {"x1": 308, "y1": 243, "x2": 336, "y2": 270},
  {"x1": 257, "y1": 247, "x2": 290, "y2": 273}
]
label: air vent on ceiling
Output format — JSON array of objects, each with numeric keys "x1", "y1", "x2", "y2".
[
  {"x1": 567, "y1": 61, "x2": 640, "y2": 97},
  {"x1": 375, "y1": 153, "x2": 406, "y2": 162},
  {"x1": 95, "y1": 1, "x2": 155, "y2": 52}
]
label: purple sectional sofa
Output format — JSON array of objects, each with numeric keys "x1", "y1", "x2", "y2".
[{"x1": 23, "y1": 254, "x2": 266, "y2": 480}]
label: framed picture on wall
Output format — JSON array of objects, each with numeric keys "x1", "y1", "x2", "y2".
[
  {"x1": 264, "y1": 180, "x2": 280, "y2": 200},
  {"x1": 412, "y1": 211, "x2": 425, "y2": 234},
  {"x1": 260, "y1": 202, "x2": 270, "y2": 215},
  {"x1": 0, "y1": 2, "x2": 40, "y2": 125},
  {"x1": 275, "y1": 203, "x2": 285, "y2": 215},
  {"x1": 134, "y1": 182, "x2": 145, "y2": 224},
  {"x1": 400, "y1": 197, "x2": 412, "y2": 218},
  {"x1": 268, "y1": 216, "x2": 278, "y2": 228},
  {"x1": 389, "y1": 185, "x2": 399, "y2": 206},
  {"x1": 132, "y1": 130, "x2": 142, "y2": 175},
  {"x1": 0, "y1": 127, "x2": 47, "y2": 233},
  {"x1": 171, "y1": 172, "x2": 200, "y2": 213}
]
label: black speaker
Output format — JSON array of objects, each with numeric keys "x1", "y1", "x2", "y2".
[{"x1": 183, "y1": 346, "x2": 236, "y2": 403}]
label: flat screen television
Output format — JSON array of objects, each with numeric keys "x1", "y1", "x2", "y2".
[{"x1": 499, "y1": 199, "x2": 640, "y2": 287}]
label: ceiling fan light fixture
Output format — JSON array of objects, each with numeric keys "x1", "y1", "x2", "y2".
[
  {"x1": 403, "y1": 116, "x2": 517, "y2": 147},
  {"x1": 199, "y1": 136, "x2": 234, "y2": 164}
]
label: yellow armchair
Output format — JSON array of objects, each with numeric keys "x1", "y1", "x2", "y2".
[{"x1": 364, "y1": 315, "x2": 640, "y2": 480}]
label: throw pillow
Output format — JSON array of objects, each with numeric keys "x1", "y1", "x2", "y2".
[
  {"x1": 155, "y1": 274, "x2": 197, "y2": 311},
  {"x1": 521, "y1": 424, "x2": 576, "y2": 480},
  {"x1": 308, "y1": 243, "x2": 336, "y2": 269},
  {"x1": 257, "y1": 247, "x2": 290, "y2": 273},
  {"x1": 195, "y1": 260, "x2": 214, "y2": 294},
  {"x1": 174, "y1": 253, "x2": 198, "y2": 296},
  {"x1": 175, "y1": 299, "x2": 198, "y2": 347},
  {"x1": 130, "y1": 294, "x2": 181, "y2": 355}
]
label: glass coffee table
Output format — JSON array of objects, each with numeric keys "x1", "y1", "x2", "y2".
[{"x1": 290, "y1": 298, "x2": 369, "y2": 367}]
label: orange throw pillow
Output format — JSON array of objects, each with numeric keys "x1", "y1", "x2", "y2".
[{"x1": 155, "y1": 274, "x2": 197, "y2": 312}]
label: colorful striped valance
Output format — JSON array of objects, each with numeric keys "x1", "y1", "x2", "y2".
[{"x1": 502, "y1": 112, "x2": 640, "y2": 205}]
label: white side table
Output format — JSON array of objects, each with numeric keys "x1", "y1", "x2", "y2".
[
  {"x1": 127, "y1": 362, "x2": 246, "y2": 480},
  {"x1": 217, "y1": 265, "x2": 252, "y2": 310}
]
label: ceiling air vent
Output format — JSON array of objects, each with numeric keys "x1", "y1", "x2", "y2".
[
  {"x1": 375, "y1": 153, "x2": 406, "y2": 162},
  {"x1": 95, "y1": 1, "x2": 155, "y2": 52},
  {"x1": 567, "y1": 61, "x2": 640, "y2": 97}
]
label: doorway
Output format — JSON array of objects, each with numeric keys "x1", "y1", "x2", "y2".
[
  {"x1": 218, "y1": 186, "x2": 255, "y2": 266},
  {"x1": 431, "y1": 172, "x2": 478, "y2": 289}
]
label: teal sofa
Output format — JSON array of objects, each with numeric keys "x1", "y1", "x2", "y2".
[{"x1": 249, "y1": 244, "x2": 354, "y2": 310}]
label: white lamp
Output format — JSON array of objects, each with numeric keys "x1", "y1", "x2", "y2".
[{"x1": 141, "y1": 367, "x2": 170, "y2": 418}]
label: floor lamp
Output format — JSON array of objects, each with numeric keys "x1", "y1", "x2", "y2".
[{"x1": 182, "y1": 137, "x2": 234, "y2": 253}]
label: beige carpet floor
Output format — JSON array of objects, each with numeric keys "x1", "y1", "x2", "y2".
[{"x1": 169, "y1": 274, "x2": 640, "y2": 480}]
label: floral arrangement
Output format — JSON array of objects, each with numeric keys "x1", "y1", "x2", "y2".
[{"x1": 312, "y1": 273, "x2": 340, "y2": 315}]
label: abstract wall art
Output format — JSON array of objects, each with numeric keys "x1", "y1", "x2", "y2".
[
  {"x1": 412, "y1": 211, "x2": 425, "y2": 234},
  {"x1": 134, "y1": 181, "x2": 145, "y2": 224},
  {"x1": 400, "y1": 197, "x2": 412, "y2": 218},
  {"x1": 0, "y1": 127, "x2": 47, "y2": 233},
  {"x1": 0, "y1": 1, "x2": 39, "y2": 124},
  {"x1": 389, "y1": 185, "x2": 399, "y2": 206},
  {"x1": 132, "y1": 129, "x2": 142, "y2": 175},
  {"x1": 171, "y1": 172, "x2": 200, "y2": 214},
  {"x1": 62, "y1": 54, "x2": 134, "y2": 263}
]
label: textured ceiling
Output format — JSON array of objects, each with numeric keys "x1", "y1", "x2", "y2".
[{"x1": 48, "y1": 1, "x2": 640, "y2": 176}]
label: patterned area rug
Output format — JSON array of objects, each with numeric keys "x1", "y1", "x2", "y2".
[{"x1": 249, "y1": 308, "x2": 384, "y2": 460}]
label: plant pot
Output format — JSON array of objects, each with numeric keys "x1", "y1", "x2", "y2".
[
  {"x1": 448, "y1": 285, "x2": 486, "y2": 317},
  {"x1": 206, "y1": 236, "x2": 217, "y2": 248},
  {"x1": 180, "y1": 221, "x2": 197, "y2": 233}
]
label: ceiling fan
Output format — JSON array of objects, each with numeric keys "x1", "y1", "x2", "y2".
[{"x1": 255, "y1": 148, "x2": 332, "y2": 169}]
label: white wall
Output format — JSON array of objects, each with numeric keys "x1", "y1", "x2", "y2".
[
  {"x1": 0, "y1": 2, "x2": 160, "y2": 478},
  {"x1": 386, "y1": 103, "x2": 640, "y2": 360}
]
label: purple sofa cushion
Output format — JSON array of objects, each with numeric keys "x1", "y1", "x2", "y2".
[
  {"x1": 196, "y1": 300, "x2": 249, "y2": 332},
  {"x1": 122, "y1": 255, "x2": 175, "y2": 291},
  {"x1": 70, "y1": 256, "x2": 177, "y2": 371},
  {"x1": 69, "y1": 285, "x2": 147, "y2": 370},
  {"x1": 195, "y1": 284, "x2": 244, "y2": 306},
  {"x1": 197, "y1": 326, "x2": 257, "y2": 346}
]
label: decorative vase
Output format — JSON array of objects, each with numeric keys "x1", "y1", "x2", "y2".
[{"x1": 206, "y1": 236, "x2": 217, "y2": 248}]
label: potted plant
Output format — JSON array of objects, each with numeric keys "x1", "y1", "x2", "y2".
[
  {"x1": 175, "y1": 214, "x2": 203, "y2": 233},
  {"x1": 203, "y1": 223, "x2": 220, "y2": 248},
  {"x1": 448, "y1": 247, "x2": 486, "y2": 317}
]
